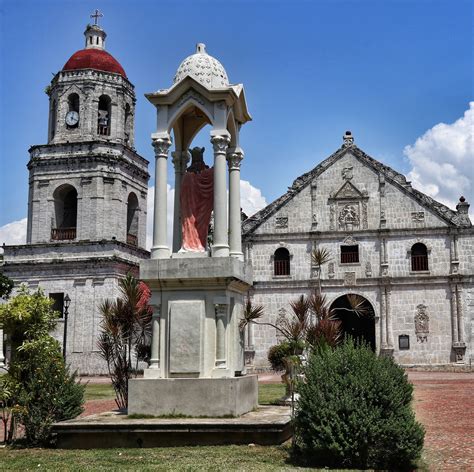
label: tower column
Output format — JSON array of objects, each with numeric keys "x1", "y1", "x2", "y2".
[
  {"x1": 151, "y1": 136, "x2": 172, "y2": 259},
  {"x1": 227, "y1": 149, "x2": 244, "y2": 260},
  {"x1": 172, "y1": 150, "x2": 190, "y2": 253},
  {"x1": 211, "y1": 134, "x2": 230, "y2": 257}
]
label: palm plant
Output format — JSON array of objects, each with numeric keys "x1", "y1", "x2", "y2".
[
  {"x1": 311, "y1": 247, "x2": 332, "y2": 294},
  {"x1": 98, "y1": 273, "x2": 152, "y2": 410}
]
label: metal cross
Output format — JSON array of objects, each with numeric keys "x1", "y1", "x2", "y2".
[{"x1": 90, "y1": 9, "x2": 103, "y2": 26}]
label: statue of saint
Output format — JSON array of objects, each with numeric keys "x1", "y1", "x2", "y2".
[{"x1": 180, "y1": 147, "x2": 214, "y2": 252}]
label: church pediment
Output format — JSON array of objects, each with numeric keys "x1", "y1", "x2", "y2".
[{"x1": 331, "y1": 181, "x2": 367, "y2": 200}]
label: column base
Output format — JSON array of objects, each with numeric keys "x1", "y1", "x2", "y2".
[
  {"x1": 150, "y1": 245, "x2": 171, "y2": 259},
  {"x1": 229, "y1": 251, "x2": 244, "y2": 261},
  {"x1": 452, "y1": 342, "x2": 466, "y2": 363},
  {"x1": 143, "y1": 366, "x2": 162, "y2": 379},
  {"x1": 211, "y1": 244, "x2": 230, "y2": 257}
]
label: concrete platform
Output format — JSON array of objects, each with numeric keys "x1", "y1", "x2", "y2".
[
  {"x1": 52, "y1": 405, "x2": 292, "y2": 448},
  {"x1": 129, "y1": 376, "x2": 258, "y2": 417}
]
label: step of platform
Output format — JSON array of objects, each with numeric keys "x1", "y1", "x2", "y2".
[{"x1": 52, "y1": 405, "x2": 292, "y2": 448}]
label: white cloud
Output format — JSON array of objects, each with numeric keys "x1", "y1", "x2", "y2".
[
  {"x1": 0, "y1": 218, "x2": 27, "y2": 253},
  {"x1": 240, "y1": 179, "x2": 268, "y2": 218},
  {"x1": 405, "y1": 102, "x2": 473, "y2": 212},
  {"x1": 146, "y1": 180, "x2": 267, "y2": 250}
]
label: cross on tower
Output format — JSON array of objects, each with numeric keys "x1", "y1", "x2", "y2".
[{"x1": 90, "y1": 9, "x2": 103, "y2": 26}]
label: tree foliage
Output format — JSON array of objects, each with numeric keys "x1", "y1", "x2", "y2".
[
  {"x1": 293, "y1": 340, "x2": 425, "y2": 469},
  {"x1": 98, "y1": 273, "x2": 152, "y2": 410},
  {"x1": 0, "y1": 273, "x2": 14, "y2": 300},
  {"x1": 0, "y1": 287, "x2": 84, "y2": 445},
  {"x1": 0, "y1": 285, "x2": 58, "y2": 348}
]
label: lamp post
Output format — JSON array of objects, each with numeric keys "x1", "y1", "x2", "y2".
[{"x1": 62, "y1": 294, "x2": 71, "y2": 360}]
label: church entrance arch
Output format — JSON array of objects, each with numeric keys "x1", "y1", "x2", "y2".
[{"x1": 330, "y1": 294, "x2": 376, "y2": 351}]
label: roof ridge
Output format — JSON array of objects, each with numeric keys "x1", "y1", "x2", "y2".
[{"x1": 243, "y1": 144, "x2": 468, "y2": 235}]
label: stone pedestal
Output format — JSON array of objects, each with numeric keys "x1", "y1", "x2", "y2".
[
  {"x1": 130, "y1": 256, "x2": 256, "y2": 417},
  {"x1": 129, "y1": 376, "x2": 258, "y2": 417}
]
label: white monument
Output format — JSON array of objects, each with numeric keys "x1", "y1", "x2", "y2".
[{"x1": 128, "y1": 44, "x2": 257, "y2": 417}]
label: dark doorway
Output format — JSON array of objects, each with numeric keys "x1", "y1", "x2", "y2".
[{"x1": 330, "y1": 294, "x2": 376, "y2": 351}]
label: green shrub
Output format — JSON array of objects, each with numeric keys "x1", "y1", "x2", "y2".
[
  {"x1": 267, "y1": 341, "x2": 304, "y2": 371},
  {"x1": 9, "y1": 336, "x2": 85, "y2": 445},
  {"x1": 293, "y1": 340, "x2": 424, "y2": 469}
]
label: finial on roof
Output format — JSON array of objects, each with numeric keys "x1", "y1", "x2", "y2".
[
  {"x1": 342, "y1": 130, "x2": 354, "y2": 148},
  {"x1": 90, "y1": 9, "x2": 103, "y2": 26},
  {"x1": 196, "y1": 43, "x2": 207, "y2": 54}
]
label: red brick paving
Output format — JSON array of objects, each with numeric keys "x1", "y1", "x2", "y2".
[{"x1": 409, "y1": 372, "x2": 474, "y2": 471}]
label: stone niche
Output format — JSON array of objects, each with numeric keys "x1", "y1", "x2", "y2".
[{"x1": 128, "y1": 257, "x2": 258, "y2": 417}]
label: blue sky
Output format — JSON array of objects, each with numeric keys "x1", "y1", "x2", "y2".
[{"x1": 0, "y1": 0, "x2": 472, "y2": 234}]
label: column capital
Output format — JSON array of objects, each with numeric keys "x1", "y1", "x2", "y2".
[
  {"x1": 210, "y1": 135, "x2": 231, "y2": 154},
  {"x1": 227, "y1": 150, "x2": 244, "y2": 170},
  {"x1": 171, "y1": 150, "x2": 190, "y2": 173},
  {"x1": 214, "y1": 303, "x2": 227, "y2": 317},
  {"x1": 152, "y1": 136, "x2": 172, "y2": 158}
]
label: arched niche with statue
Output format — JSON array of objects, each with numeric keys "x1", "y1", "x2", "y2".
[{"x1": 130, "y1": 44, "x2": 256, "y2": 418}]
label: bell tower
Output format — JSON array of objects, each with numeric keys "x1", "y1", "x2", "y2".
[
  {"x1": 2, "y1": 13, "x2": 150, "y2": 375},
  {"x1": 28, "y1": 14, "x2": 147, "y2": 247}
]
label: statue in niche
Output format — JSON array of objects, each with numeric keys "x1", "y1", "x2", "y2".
[
  {"x1": 180, "y1": 147, "x2": 214, "y2": 252},
  {"x1": 414, "y1": 304, "x2": 429, "y2": 342},
  {"x1": 338, "y1": 204, "x2": 359, "y2": 230}
]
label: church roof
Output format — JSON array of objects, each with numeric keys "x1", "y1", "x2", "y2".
[
  {"x1": 63, "y1": 48, "x2": 127, "y2": 78},
  {"x1": 243, "y1": 141, "x2": 469, "y2": 235}
]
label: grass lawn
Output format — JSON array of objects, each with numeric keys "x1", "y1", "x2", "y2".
[
  {"x1": 84, "y1": 381, "x2": 286, "y2": 405},
  {"x1": 0, "y1": 382, "x2": 295, "y2": 470}
]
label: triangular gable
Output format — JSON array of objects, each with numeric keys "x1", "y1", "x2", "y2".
[
  {"x1": 242, "y1": 143, "x2": 467, "y2": 236},
  {"x1": 333, "y1": 181, "x2": 365, "y2": 200}
]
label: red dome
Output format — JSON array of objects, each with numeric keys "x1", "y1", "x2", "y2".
[{"x1": 63, "y1": 48, "x2": 126, "y2": 78}]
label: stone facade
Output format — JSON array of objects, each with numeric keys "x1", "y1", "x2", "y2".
[{"x1": 243, "y1": 133, "x2": 473, "y2": 369}]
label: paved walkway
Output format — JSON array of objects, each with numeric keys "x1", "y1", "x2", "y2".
[{"x1": 411, "y1": 372, "x2": 474, "y2": 471}]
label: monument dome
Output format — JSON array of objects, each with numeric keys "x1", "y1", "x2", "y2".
[{"x1": 173, "y1": 43, "x2": 229, "y2": 89}]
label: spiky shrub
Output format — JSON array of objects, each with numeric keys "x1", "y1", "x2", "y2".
[
  {"x1": 98, "y1": 274, "x2": 152, "y2": 410},
  {"x1": 293, "y1": 340, "x2": 424, "y2": 469}
]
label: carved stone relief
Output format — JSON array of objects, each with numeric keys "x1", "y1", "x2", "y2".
[
  {"x1": 343, "y1": 235, "x2": 357, "y2": 245},
  {"x1": 276, "y1": 308, "x2": 287, "y2": 341},
  {"x1": 412, "y1": 211, "x2": 425, "y2": 223},
  {"x1": 341, "y1": 166, "x2": 353, "y2": 180},
  {"x1": 362, "y1": 202, "x2": 368, "y2": 229},
  {"x1": 365, "y1": 261, "x2": 372, "y2": 278},
  {"x1": 344, "y1": 272, "x2": 356, "y2": 286},
  {"x1": 275, "y1": 216, "x2": 288, "y2": 229},
  {"x1": 338, "y1": 204, "x2": 360, "y2": 230},
  {"x1": 328, "y1": 262, "x2": 335, "y2": 279},
  {"x1": 414, "y1": 304, "x2": 429, "y2": 342},
  {"x1": 329, "y1": 204, "x2": 335, "y2": 230}
]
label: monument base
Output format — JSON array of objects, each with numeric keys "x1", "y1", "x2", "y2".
[{"x1": 128, "y1": 375, "x2": 258, "y2": 417}]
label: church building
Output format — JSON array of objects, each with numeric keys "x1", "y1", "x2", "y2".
[
  {"x1": 1, "y1": 16, "x2": 473, "y2": 374},
  {"x1": 2, "y1": 18, "x2": 149, "y2": 373},
  {"x1": 243, "y1": 132, "x2": 473, "y2": 369}
]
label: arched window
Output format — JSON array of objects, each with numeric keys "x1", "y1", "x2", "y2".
[
  {"x1": 411, "y1": 243, "x2": 428, "y2": 271},
  {"x1": 52, "y1": 185, "x2": 78, "y2": 240},
  {"x1": 68, "y1": 93, "x2": 79, "y2": 113},
  {"x1": 50, "y1": 99, "x2": 57, "y2": 140},
  {"x1": 98, "y1": 95, "x2": 111, "y2": 136},
  {"x1": 274, "y1": 247, "x2": 290, "y2": 276},
  {"x1": 126, "y1": 192, "x2": 139, "y2": 246}
]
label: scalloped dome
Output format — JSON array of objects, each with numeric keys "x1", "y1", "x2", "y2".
[
  {"x1": 173, "y1": 43, "x2": 229, "y2": 89},
  {"x1": 63, "y1": 48, "x2": 127, "y2": 78}
]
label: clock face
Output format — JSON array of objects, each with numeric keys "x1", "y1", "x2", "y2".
[{"x1": 66, "y1": 110, "x2": 79, "y2": 127}]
